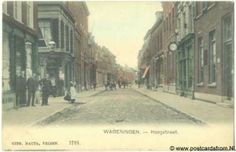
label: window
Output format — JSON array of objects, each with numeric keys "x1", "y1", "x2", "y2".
[
  {"x1": 39, "y1": 20, "x2": 52, "y2": 47},
  {"x1": 51, "y1": 19, "x2": 59, "y2": 47},
  {"x1": 223, "y1": 14, "x2": 233, "y2": 96},
  {"x1": 169, "y1": 13, "x2": 171, "y2": 31},
  {"x1": 172, "y1": 9, "x2": 175, "y2": 30},
  {"x1": 183, "y1": 12, "x2": 187, "y2": 35},
  {"x1": 209, "y1": 30, "x2": 216, "y2": 84},
  {"x1": 198, "y1": 37, "x2": 204, "y2": 83},
  {"x1": 188, "y1": 5, "x2": 193, "y2": 32},
  {"x1": 208, "y1": 2, "x2": 215, "y2": 8},
  {"x1": 195, "y1": 2, "x2": 201, "y2": 17},
  {"x1": 13, "y1": 2, "x2": 22, "y2": 22},
  {"x1": 61, "y1": 20, "x2": 64, "y2": 48},
  {"x1": 3, "y1": 2, "x2": 8, "y2": 14},
  {"x1": 66, "y1": 25, "x2": 69, "y2": 51},
  {"x1": 223, "y1": 15, "x2": 232, "y2": 41},
  {"x1": 26, "y1": 2, "x2": 33, "y2": 28},
  {"x1": 202, "y1": 2, "x2": 208, "y2": 11}
]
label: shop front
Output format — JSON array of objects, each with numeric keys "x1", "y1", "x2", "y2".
[
  {"x1": 176, "y1": 34, "x2": 194, "y2": 98},
  {"x1": 3, "y1": 22, "x2": 38, "y2": 109}
]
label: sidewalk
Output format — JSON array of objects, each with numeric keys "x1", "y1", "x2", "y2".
[
  {"x1": 133, "y1": 87, "x2": 234, "y2": 125},
  {"x1": 3, "y1": 87, "x2": 105, "y2": 127}
]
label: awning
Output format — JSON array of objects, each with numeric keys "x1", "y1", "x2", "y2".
[{"x1": 142, "y1": 66, "x2": 150, "y2": 79}]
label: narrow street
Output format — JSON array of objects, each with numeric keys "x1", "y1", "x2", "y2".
[{"x1": 41, "y1": 88, "x2": 203, "y2": 126}]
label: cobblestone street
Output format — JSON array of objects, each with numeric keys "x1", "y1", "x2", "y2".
[{"x1": 42, "y1": 88, "x2": 203, "y2": 126}]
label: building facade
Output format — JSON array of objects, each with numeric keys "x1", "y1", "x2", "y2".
[
  {"x1": 66, "y1": 1, "x2": 89, "y2": 91},
  {"x1": 194, "y1": 2, "x2": 234, "y2": 103},
  {"x1": 37, "y1": 2, "x2": 75, "y2": 95},
  {"x1": 138, "y1": 11, "x2": 164, "y2": 89},
  {"x1": 176, "y1": 2, "x2": 195, "y2": 98},
  {"x1": 96, "y1": 46, "x2": 116, "y2": 86},
  {"x1": 162, "y1": 2, "x2": 177, "y2": 93},
  {"x1": 3, "y1": 1, "x2": 38, "y2": 108}
]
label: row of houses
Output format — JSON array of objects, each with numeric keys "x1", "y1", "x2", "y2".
[
  {"x1": 138, "y1": 2, "x2": 234, "y2": 104},
  {"x1": 2, "y1": 1, "x2": 135, "y2": 109}
]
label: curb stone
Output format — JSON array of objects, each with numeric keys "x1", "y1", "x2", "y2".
[
  {"x1": 29, "y1": 89, "x2": 105, "y2": 127},
  {"x1": 132, "y1": 88, "x2": 206, "y2": 125}
]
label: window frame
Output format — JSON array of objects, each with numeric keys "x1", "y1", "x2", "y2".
[
  {"x1": 208, "y1": 30, "x2": 217, "y2": 85},
  {"x1": 197, "y1": 37, "x2": 204, "y2": 84},
  {"x1": 13, "y1": 1, "x2": 22, "y2": 22}
]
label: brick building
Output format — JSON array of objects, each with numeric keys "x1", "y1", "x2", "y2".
[
  {"x1": 37, "y1": 2, "x2": 75, "y2": 94},
  {"x1": 66, "y1": 1, "x2": 89, "y2": 91},
  {"x1": 194, "y1": 2, "x2": 234, "y2": 104},
  {"x1": 162, "y1": 2, "x2": 177, "y2": 93},
  {"x1": 176, "y1": 2, "x2": 195, "y2": 98},
  {"x1": 96, "y1": 46, "x2": 116, "y2": 86}
]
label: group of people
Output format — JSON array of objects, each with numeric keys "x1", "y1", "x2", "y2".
[
  {"x1": 15, "y1": 71, "x2": 77, "y2": 109},
  {"x1": 104, "y1": 81, "x2": 117, "y2": 91},
  {"x1": 15, "y1": 72, "x2": 52, "y2": 108},
  {"x1": 104, "y1": 80, "x2": 131, "y2": 91}
]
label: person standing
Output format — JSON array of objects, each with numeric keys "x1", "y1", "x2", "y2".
[
  {"x1": 51, "y1": 77, "x2": 56, "y2": 97},
  {"x1": 69, "y1": 81, "x2": 76, "y2": 103},
  {"x1": 15, "y1": 71, "x2": 26, "y2": 108},
  {"x1": 93, "y1": 81, "x2": 96, "y2": 90},
  {"x1": 40, "y1": 74, "x2": 52, "y2": 106},
  {"x1": 27, "y1": 73, "x2": 38, "y2": 106}
]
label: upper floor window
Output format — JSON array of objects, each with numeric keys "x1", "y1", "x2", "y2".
[
  {"x1": 209, "y1": 30, "x2": 216, "y2": 84},
  {"x1": 207, "y1": 2, "x2": 215, "y2": 8},
  {"x1": 198, "y1": 37, "x2": 204, "y2": 83},
  {"x1": 223, "y1": 14, "x2": 233, "y2": 41},
  {"x1": 3, "y1": 2, "x2": 8, "y2": 14},
  {"x1": 39, "y1": 20, "x2": 52, "y2": 47},
  {"x1": 26, "y1": 2, "x2": 34, "y2": 28},
  {"x1": 195, "y1": 2, "x2": 201, "y2": 16},
  {"x1": 13, "y1": 2, "x2": 22, "y2": 22}
]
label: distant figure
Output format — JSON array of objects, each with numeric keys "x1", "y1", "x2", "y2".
[
  {"x1": 15, "y1": 71, "x2": 26, "y2": 108},
  {"x1": 40, "y1": 74, "x2": 52, "y2": 106},
  {"x1": 122, "y1": 81, "x2": 126, "y2": 89},
  {"x1": 118, "y1": 80, "x2": 122, "y2": 88},
  {"x1": 27, "y1": 73, "x2": 39, "y2": 106},
  {"x1": 35, "y1": 75, "x2": 41, "y2": 104},
  {"x1": 93, "y1": 81, "x2": 96, "y2": 90},
  {"x1": 112, "y1": 81, "x2": 116, "y2": 90},
  {"x1": 58, "y1": 79, "x2": 64, "y2": 96}
]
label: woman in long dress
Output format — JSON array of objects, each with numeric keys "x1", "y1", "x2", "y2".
[{"x1": 69, "y1": 81, "x2": 76, "y2": 103}]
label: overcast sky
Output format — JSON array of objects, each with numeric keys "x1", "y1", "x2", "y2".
[{"x1": 87, "y1": 1, "x2": 163, "y2": 68}]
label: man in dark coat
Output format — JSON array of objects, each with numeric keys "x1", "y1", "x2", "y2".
[
  {"x1": 40, "y1": 74, "x2": 52, "y2": 106},
  {"x1": 27, "y1": 73, "x2": 39, "y2": 106},
  {"x1": 15, "y1": 71, "x2": 26, "y2": 108}
]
